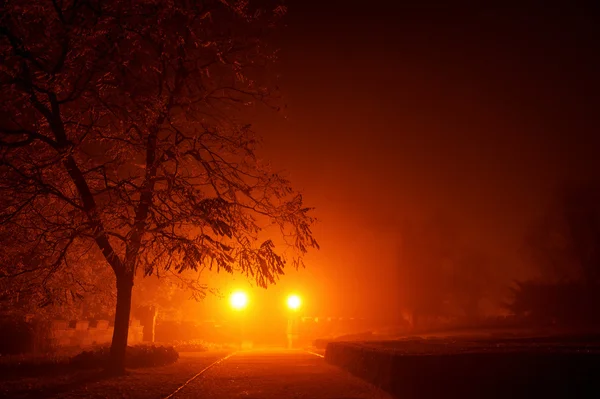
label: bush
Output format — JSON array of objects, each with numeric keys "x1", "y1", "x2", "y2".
[
  {"x1": 325, "y1": 340, "x2": 600, "y2": 398},
  {"x1": 70, "y1": 345, "x2": 179, "y2": 369},
  {"x1": 506, "y1": 281, "x2": 600, "y2": 327},
  {"x1": 172, "y1": 339, "x2": 209, "y2": 352},
  {"x1": 313, "y1": 331, "x2": 374, "y2": 349},
  {"x1": 172, "y1": 339, "x2": 235, "y2": 352}
]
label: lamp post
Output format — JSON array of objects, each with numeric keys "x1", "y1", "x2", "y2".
[
  {"x1": 286, "y1": 294, "x2": 301, "y2": 349},
  {"x1": 230, "y1": 291, "x2": 248, "y2": 348}
]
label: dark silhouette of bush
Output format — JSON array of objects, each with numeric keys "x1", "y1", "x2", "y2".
[
  {"x1": 325, "y1": 340, "x2": 600, "y2": 398},
  {"x1": 506, "y1": 280, "x2": 600, "y2": 327}
]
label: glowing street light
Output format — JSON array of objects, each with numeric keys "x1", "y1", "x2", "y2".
[
  {"x1": 287, "y1": 294, "x2": 301, "y2": 311},
  {"x1": 286, "y1": 294, "x2": 302, "y2": 349},
  {"x1": 230, "y1": 291, "x2": 248, "y2": 311}
]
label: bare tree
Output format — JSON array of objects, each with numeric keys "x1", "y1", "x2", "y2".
[{"x1": 1, "y1": 0, "x2": 317, "y2": 373}]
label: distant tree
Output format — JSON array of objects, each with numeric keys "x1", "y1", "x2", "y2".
[
  {"x1": 449, "y1": 249, "x2": 493, "y2": 321},
  {"x1": 397, "y1": 215, "x2": 457, "y2": 328},
  {"x1": 398, "y1": 215, "x2": 494, "y2": 329},
  {"x1": 131, "y1": 269, "x2": 214, "y2": 343},
  {"x1": 0, "y1": 0, "x2": 317, "y2": 374},
  {"x1": 506, "y1": 280, "x2": 600, "y2": 326},
  {"x1": 509, "y1": 180, "x2": 600, "y2": 326},
  {"x1": 523, "y1": 180, "x2": 600, "y2": 284}
]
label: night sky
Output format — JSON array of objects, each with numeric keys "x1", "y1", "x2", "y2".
[{"x1": 236, "y1": 3, "x2": 600, "y2": 318}]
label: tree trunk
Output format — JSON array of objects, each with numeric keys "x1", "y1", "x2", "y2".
[{"x1": 108, "y1": 275, "x2": 133, "y2": 375}]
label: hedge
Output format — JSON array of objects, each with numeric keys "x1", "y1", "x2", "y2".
[{"x1": 325, "y1": 340, "x2": 600, "y2": 398}]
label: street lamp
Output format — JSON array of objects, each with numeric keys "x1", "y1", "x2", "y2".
[
  {"x1": 287, "y1": 294, "x2": 302, "y2": 311},
  {"x1": 229, "y1": 291, "x2": 248, "y2": 349},
  {"x1": 286, "y1": 294, "x2": 302, "y2": 349},
  {"x1": 230, "y1": 291, "x2": 248, "y2": 311}
]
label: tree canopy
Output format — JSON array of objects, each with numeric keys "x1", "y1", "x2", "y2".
[{"x1": 1, "y1": 0, "x2": 318, "y2": 372}]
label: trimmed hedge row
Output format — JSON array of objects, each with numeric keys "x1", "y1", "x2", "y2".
[
  {"x1": 70, "y1": 345, "x2": 179, "y2": 369},
  {"x1": 325, "y1": 341, "x2": 600, "y2": 398},
  {"x1": 313, "y1": 332, "x2": 374, "y2": 349}
]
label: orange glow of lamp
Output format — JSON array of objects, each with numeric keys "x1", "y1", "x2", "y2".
[
  {"x1": 287, "y1": 294, "x2": 302, "y2": 311},
  {"x1": 230, "y1": 291, "x2": 248, "y2": 311}
]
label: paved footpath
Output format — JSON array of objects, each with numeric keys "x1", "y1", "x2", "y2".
[{"x1": 169, "y1": 349, "x2": 392, "y2": 399}]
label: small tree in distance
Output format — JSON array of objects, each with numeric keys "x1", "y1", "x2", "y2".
[
  {"x1": 397, "y1": 215, "x2": 496, "y2": 329},
  {"x1": 509, "y1": 180, "x2": 600, "y2": 326},
  {"x1": 0, "y1": 0, "x2": 318, "y2": 374}
]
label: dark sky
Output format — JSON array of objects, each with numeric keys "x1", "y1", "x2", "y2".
[{"x1": 244, "y1": 3, "x2": 600, "y2": 318}]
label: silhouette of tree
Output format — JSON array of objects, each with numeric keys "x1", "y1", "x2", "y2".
[
  {"x1": 397, "y1": 215, "x2": 457, "y2": 328},
  {"x1": 510, "y1": 180, "x2": 600, "y2": 326},
  {"x1": 450, "y1": 249, "x2": 493, "y2": 321},
  {"x1": 523, "y1": 180, "x2": 600, "y2": 284},
  {"x1": 0, "y1": 234, "x2": 116, "y2": 320},
  {"x1": 398, "y1": 215, "x2": 495, "y2": 329},
  {"x1": 1, "y1": 0, "x2": 317, "y2": 373}
]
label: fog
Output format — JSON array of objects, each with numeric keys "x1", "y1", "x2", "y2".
[
  {"x1": 2, "y1": 2, "x2": 600, "y2": 349},
  {"x1": 247, "y1": 4, "x2": 600, "y2": 323},
  {"x1": 116, "y1": 5, "x2": 600, "y2": 332},
  {"x1": 115, "y1": 5, "x2": 600, "y2": 338}
]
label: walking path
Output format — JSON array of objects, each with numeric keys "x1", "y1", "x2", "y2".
[{"x1": 168, "y1": 349, "x2": 391, "y2": 399}]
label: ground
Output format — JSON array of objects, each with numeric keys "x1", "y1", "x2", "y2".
[
  {"x1": 0, "y1": 352, "x2": 227, "y2": 399},
  {"x1": 169, "y1": 350, "x2": 390, "y2": 399},
  {"x1": 0, "y1": 350, "x2": 389, "y2": 399},
  {"x1": 4, "y1": 330, "x2": 599, "y2": 398}
]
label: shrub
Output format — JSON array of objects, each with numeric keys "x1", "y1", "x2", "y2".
[
  {"x1": 313, "y1": 331, "x2": 374, "y2": 349},
  {"x1": 325, "y1": 340, "x2": 600, "y2": 398},
  {"x1": 172, "y1": 339, "x2": 235, "y2": 352},
  {"x1": 172, "y1": 339, "x2": 208, "y2": 352},
  {"x1": 506, "y1": 281, "x2": 600, "y2": 326}
]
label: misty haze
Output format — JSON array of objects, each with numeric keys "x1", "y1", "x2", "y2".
[{"x1": 1, "y1": 1, "x2": 599, "y2": 398}]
